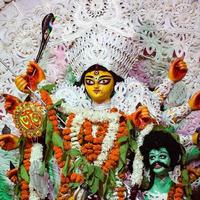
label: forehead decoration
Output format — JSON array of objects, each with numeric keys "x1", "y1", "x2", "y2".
[{"x1": 94, "y1": 70, "x2": 99, "y2": 75}]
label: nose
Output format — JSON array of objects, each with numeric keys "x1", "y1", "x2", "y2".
[
  {"x1": 94, "y1": 82, "x2": 99, "y2": 88},
  {"x1": 155, "y1": 155, "x2": 160, "y2": 161}
]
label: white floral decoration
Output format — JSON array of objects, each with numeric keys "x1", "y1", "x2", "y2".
[
  {"x1": 29, "y1": 143, "x2": 49, "y2": 200},
  {"x1": 131, "y1": 123, "x2": 154, "y2": 186}
]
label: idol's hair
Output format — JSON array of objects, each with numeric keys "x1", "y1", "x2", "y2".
[{"x1": 140, "y1": 130, "x2": 184, "y2": 170}]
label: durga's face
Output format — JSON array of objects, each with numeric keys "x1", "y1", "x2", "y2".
[{"x1": 84, "y1": 70, "x2": 114, "y2": 104}]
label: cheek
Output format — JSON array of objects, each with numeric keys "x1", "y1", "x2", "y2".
[
  {"x1": 85, "y1": 85, "x2": 94, "y2": 96},
  {"x1": 161, "y1": 158, "x2": 171, "y2": 166},
  {"x1": 149, "y1": 160, "x2": 154, "y2": 165},
  {"x1": 101, "y1": 85, "x2": 113, "y2": 96},
  {"x1": 103, "y1": 81, "x2": 114, "y2": 93}
]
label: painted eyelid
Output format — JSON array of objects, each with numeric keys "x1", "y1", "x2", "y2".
[
  {"x1": 149, "y1": 153, "x2": 156, "y2": 156},
  {"x1": 149, "y1": 156, "x2": 156, "y2": 159},
  {"x1": 85, "y1": 79, "x2": 95, "y2": 84},
  {"x1": 159, "y1": 154, "x2": 167, "y2": 157},
  {"x1": 85, "y1": 79, "x2": 95, "y2": 81}
]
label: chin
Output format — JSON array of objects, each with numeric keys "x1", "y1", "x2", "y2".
[{"x1": 153, "y1": 168, "x2": 166, "y2": 174}]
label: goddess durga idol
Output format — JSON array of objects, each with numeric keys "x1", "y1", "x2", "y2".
[{"x1": 1, "y1": 27, "x2": 200, "y2": 200}]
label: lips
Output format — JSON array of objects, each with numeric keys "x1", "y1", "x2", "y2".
[
  {"x1": 93, "y1": 90, "x2": 100, "y2": 94},
  {"x1": 154, "y1": 163, "x2": 161, "y2": 169}
]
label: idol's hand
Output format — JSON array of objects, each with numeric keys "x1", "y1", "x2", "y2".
[
  {"x1": 129, "y1": 106, "x2": 155, "y2": 130},
  {"x1": 188, "y1": 91, "x2": 200, "y2": 111},
  {"x1": 4, "y1": 94, "x2": 21, "y2": 114},
  {"x1": 6, "y1": 168, "x2": 18, "y2": 183},
  {"x1": 26, "y1": 61, "x2": 45, "y2": 84},
  {"x1": 15, "y1": 61, "x2": 45, "y2": 93},
  {"x1": 168, "y1": 57, "x2": 188, "y2": 82},
  {"x1": 15, "y1": 74, "x2": 30, "y2": 93},
  {"x1": 0, "y1": 134, "x2": 19, "y2": 150},
  {"x1": 192, "y1": 127, "x2": 200, "y2": 146}
]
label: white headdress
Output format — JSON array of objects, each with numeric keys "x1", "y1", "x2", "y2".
[{"x1": 66, "y1": 26, "x2": 143, "y2": 80}]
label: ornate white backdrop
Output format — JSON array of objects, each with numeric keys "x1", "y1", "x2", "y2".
[{"x1": 0, "y1": 0, "x2": 200, "y2": 135}]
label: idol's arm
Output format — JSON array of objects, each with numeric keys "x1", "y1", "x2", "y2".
[
  {"x1": 154, "y1": 58, "x2": 187, "y2": 103},
  {"x1": 162, "y1": 91, "x2": 200, "y2": 125}
]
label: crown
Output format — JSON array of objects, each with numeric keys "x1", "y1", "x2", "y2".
[{"x1": 66, "y1": 25, "x2": 143, "y2": 80}]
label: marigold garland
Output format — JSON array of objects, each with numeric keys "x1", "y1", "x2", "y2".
[
  {"x1": 38, "y1": 92, "x2": 129, "y2": 199},
  {"x1": 20, "y1": 180, "x2": 30, "y2": 200},
  {"x1": 56, "y1": 107, "x2": 129, "y2": 199},
  {"x1": 62, "y1": 113, "x2": 76, "y2": 151},
  {"x1": 40, "y1": 89, "x2": 70, "y2": 199},
  {"x1": 102, "y1": 120, "x2": 128, "y2": 173},
  {"x1": 167, "y1": 182, "x2": 184, "y2": 200},
  {"x1": 70, "y1": 172, "x2": 84, "y2": 183},
  {"x1": 40, "y1": 89, "x2": 59, "y2": 132},
  {"x1": 20, "y1": 141, "x2": 32, "y2": 200},
  {"x1": 57, "y1": 174, "x2": 71, "y2": 200},
  {"x1": 80, "y1": 120, "x2": 109, "y2": 162},
  {"x1": 167, "y1": 166, "x2": 200, "y2": 200},
  {"x1": 116, "y1": 186, "x2": 126, "y2": 200}
]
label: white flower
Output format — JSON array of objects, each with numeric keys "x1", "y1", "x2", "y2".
[{"x1": 131, "y1": 123, "x2": 154, "y2": 186}]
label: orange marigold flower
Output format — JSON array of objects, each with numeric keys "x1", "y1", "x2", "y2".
[
  {"x1": 63, "y1": 129, "x2": 71, "y2": 135},
  {"x1": 84, "y1": 143, "x2": 93, "y2": 149},
  {"x1": 118, "y1": 173, "x2": 125, "y2": 179},
  {"x1": 102, "y1": 166, "x2": 109, "y2": 173},
  {"x1": 118, "y1": 126, "x2": 125, "y2": 133},
  {"x1": 58, "y1": 161, "x2": 65, "y2": 168},
  {"x1": 118, "y1": 191, "x2": 125, "y2": 197},
  {"x1": 85, "y1": 129, "x2": 92, "y2": 135},
  {"x1": 111, "y1": 155, "x2": 119, "y2": 162},
  {"x1": 21, "y1": 190, "x2": 29, "y2": 196},
  {"x1": 66, "y1": 121, "x2": 72, "y2": 127},
  {"x1": 75, "y1": 174, "x2": 84, "y2": 183},
  {"x1": 63, "y1": 135, "x2": 71, "y2": 140},
  {"x1": 48, "y1": 109, "x2": 56, "y2": 116},
  {"x1": 93, "y1": 145, "x2": 101, "y2": 151},
  {"x1": 70, "y1": 173, "x2": 77, "y2": 182},
  {"x1": 81, "y1": 147, "x2": 88, "y2": 154},
  {"x1": 55, "y1": 152, "x2": 63, "y2": 159},
  {"x1": 59, "y1": 186, "x2": 69, "y2": 194},
  {"x1": 84, "y1": 135, "x2": 93, "y2": 142},
  {"x1": 93, "y1": 138, "x2": 103, "y2": 144}
]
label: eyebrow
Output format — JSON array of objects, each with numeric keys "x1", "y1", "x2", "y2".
[
  {"x1": 159, "y1": 151, "x2": 168, "y2": 154},
  {"x1": 85, "y1": 76, "x2": 94, "y2": 78},
  {"x1": 99, "y1": 75, "x2": 112, "y2": 79},
  {"x1": 149, "y1": 151, "x2": 168, "y2": 155}
]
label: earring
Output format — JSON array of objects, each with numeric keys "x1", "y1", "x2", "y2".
[
  {"x1": 168, "y1": 165, "x2": 181, "y2": 183},
  {"x1": 144, "y1": 169, "x2": 151, "y2": 182}
]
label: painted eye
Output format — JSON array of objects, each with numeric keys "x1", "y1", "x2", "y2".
[
  {"x1": 159, "y1": 154, "x2": 167, "y2": 159},
  {"x1": 85, "y1": 79, "x2": 95, "y2": 85},
  {"x1": 149, "y1": 155, "x2": 155, "y2": 160},
  {"x1": 99, "y1": 79, "x2": 111, "y2": 85}
]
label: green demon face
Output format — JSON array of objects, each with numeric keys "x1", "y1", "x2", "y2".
[{"x1": 149, "y1": 147, "x2": 171, "y2": 175}]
